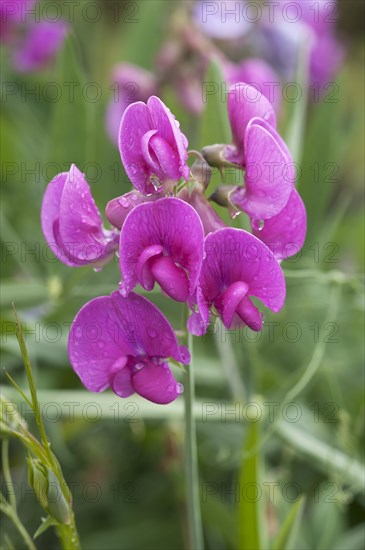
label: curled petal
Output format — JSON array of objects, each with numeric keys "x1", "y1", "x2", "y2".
[
  {"x1": 120, "y1": 198, "x2": 204, "y2": 300},
  {"x1": 41, "y1": 171, "x2": 71, "y2": 264},
  {"x1": 68, "y1": 292, "x2": 189, "y2": 396},
  {"x1": 131, "y1": 362, "x2": 182, "y2": 405},
  {"x1": 232, "y1": 117, "x2": 294, "y2": 219},
  {"x1": 41, "y1": 164, "x2": 117, "y2": 266},
  {"x1": 119, "y1": 96, "x2": 189, "y2": 195},
  {"x1": 226, "y1": 83, "x2": 276, "y2": 165},
  {"x1": 196, "y1": 228, "x2": 286, "y2": 332},
  {"x1": 252, "y1": 189, "x2": 307, "y2": 260}
]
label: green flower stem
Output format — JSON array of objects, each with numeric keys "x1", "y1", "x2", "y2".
[
  {"x1": 56, "y1": 518, "x2": 81, "y2": 550},
  {"x1": 1, "y1": 495, "x2": 36, "y2": 550},
  {"x1": 182, "y1": 306, "x2": 204, "y2": 550},
  {"x1": 2, "y1": 439, "x2": 17, "y2": 511}
]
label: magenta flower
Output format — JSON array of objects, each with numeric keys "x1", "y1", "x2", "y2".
[
  {"x1": 188, "y1": 228, "x2": 286, "y2": 335},
  {"x1": 225, "y1": 58, "x2": 281, "y2": 114},
  {"x1": 12, "y1": 19, "x2": 68, "y2": 72},
  {"x1": 230, "y1": 116, "x2": 294, "y2": 220},
  {"x1": 69, "y1": 292, "x2": 189, "y2": 404},
  {"x1": 119, "y1": 197, "x2": 204, "y2": 302},
  {"x1": 225, "y1": 83, "x2": 277, "y2": 166},
  {"x1": 106, "y1": 63, "x2": 157, "y2": 146},
  {"x1": 105, "y1": 190, "x2": 161, "y2": 230},
  {"x1": 119, "y1": 96, "x2": 190, "y2": 195},
  {"x1": 251, "y1": 189, "x2": 307, "y2": 260},
  {"x1": 41, "y1": 164, "x2": 118, "y2": 266}
]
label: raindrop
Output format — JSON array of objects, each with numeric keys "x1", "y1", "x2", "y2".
[
  {"x1": 147, "y1": 327, "x2": 157, "y2": 338},
  {"x1": 252, "y1": 219, "x2": 265, "y2": 231},
  {"x1": 176, "y1": 383, "x2": 184, "y2": 395},
  {"x1": 134, "y1": 362, "x2": 144, "y2": 371}
]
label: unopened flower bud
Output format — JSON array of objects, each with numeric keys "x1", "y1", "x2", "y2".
[
  {"x1": 209, "y1": 184, "x2": 237, "y2": 208},
  {"x1": 28, "y1": 458, "x2": 49, "y2": 510},
  {"x1": 46, "y1": 469, "x2": 71, "y2": 525},
  {"x1": 201, "y1": 144, "x2": 232, "y2": 168},
  {"x1": 190, "y1": 159, "x2": 212, "y2": 190},
  {"x1": 27, "y1": 459, "x2": 71, "y2": 524}
]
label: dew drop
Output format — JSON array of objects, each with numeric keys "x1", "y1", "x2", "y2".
[
  {"x1": 134, "y1": 362, "x2": 144, "y2": 372},
  {"x1": 252, "y1": 219, "x2": 265, "y2": 231},
  {"x1": 147, "y1": 327, "x2": 157, "y2": 338},
  {"x1": 176, "y1": 383, "x2": 184, "y2": 395}
]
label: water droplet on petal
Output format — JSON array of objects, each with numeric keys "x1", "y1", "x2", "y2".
[
  {"x1": 147, "y1": 327, "x2": 157, "y2": 338},
  {"x1": 134, "y1": 362, "x2": 144, "y2": 372},
  {"x1": 176, "y1": 383, "x2": 184, "y2": 395},
  {"x1": 251, "y1": 219, "x2": 265, "y2": 231}
]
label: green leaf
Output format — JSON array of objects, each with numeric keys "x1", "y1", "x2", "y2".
[
  {"x1": 272, "y1": 497, "x2": 306, "y2": 550},
  {"x1": 33, "y1": 515, "x2": 58, "y2": 539},
  {"x1": 237, "y1": 418, "x2": 267, "y2": 550},
  {"x1": 199, "y1": 58, "x2": 231, "y2": 149}
]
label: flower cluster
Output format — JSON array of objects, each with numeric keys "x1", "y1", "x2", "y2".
[
  {"x1": 42, "y1": 85, "x2": 306, "y2": 404},
  {"x1": 1, "y1": 0, "x2": 68, "y2": 72}
]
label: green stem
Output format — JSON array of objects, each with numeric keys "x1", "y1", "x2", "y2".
[
  {"x1": 2, "y1": 439, "x2": 17, "y2": 512},
  {"x1": 182, "y1": 307, "x2": 204, "y2": 549},
  {"x1": 1, "y1": 496, "x2": 36, "y2": 550},
  {"x1": 56, "y1": 516, "x2": 81, "y2": 550}
]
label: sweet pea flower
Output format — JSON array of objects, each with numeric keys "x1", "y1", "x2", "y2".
[
  {"x1": 106, "y1": 63, "x2": 158, "y2": 146},
  {"x1": 119, "y1": 197, "x2": 204, "y2": 303},
  {"x1": 12, "y1": 19, "x2": 68, "y2": 72},
  {"x1": 225, "y1": 58, "x2": 281, "y2": 114},
  {"x1": 251, "y1": 189, "x2": 307, "y2": 260},
  {"x1": 69, "y1": 292, "x2": 190, "y2": 405},
  {"x1": 225, "y1": 83, "x2": 277, "y2": 166},
  {"x1": 119, "y1": 96, "x2": 190, "y2": 195},
  {"x1": 188, "y1": 228, "x2": 286, "y2": 335},
  {"x1": 230, "y1": 116, "x2": 294, "y2": 220},
  {"x1": 41, "y1": 164, "x2": 118, "y2": 267}
]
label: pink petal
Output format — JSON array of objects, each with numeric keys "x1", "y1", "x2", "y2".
[
  {"x1": 232, "y1": 117, "x2": 294, "y2": 219},
  {"x1": 226, "y1": 83, "x2": 276, "y2": 165},
  {"x1": 131, "y1": 362, "x2": 182, "y2": 405},
  {"x1": 59, "y1": 165, "x2": 115, "y2": 264},
  {"x1": 119, "y1": 97, "x2": 189, "y2": 195},
  {"x1": 252, "y1": 189, "x2": 307, "y2": 260},
  {"x1": 197, "y1": 228, "x2": 286, "y2": 331},
  {"x1": 120, "y1": 198, "x2": 204, "y2": 300}
]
